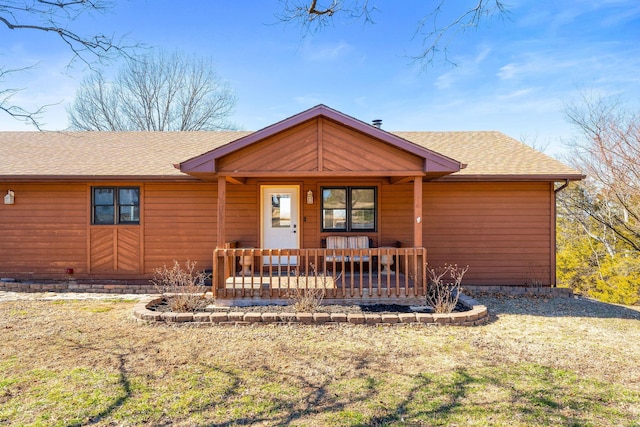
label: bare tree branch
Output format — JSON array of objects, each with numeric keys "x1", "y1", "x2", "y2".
[
  {"x1": 560, "y1": 93, "x2": 640, "y2": 253},
  {"x1": 275, "y1": 0, "x2": 376, "y2": 32},
  {"x1": 0, "y1": 64, "x2": 55, "y2": 130},
  {"x1": 412, "y1": 0, "x2": 508, "y2": 66},
  {"x1": 1, "y1": 0, "x2": 135, "y2": 128},
  {"x1": 67, "y1": 51, "x2": 237, "y2": 132},
  {"x1": 274, "y1": 1, "x2": 508, "y2": 66}
]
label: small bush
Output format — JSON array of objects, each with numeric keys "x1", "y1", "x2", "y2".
[
  {"x1": 286, "y1": 264, "x2": 339, "y2": 312},
  {"x1": 288, "y1": 287, "x2": 326, "y2": 312},
  {"x1": 151, "y1": 260, "x2": 211, "y2": 312},
  {"x1": 426, "y1": 263, "x2": 468, "y2": 313}
]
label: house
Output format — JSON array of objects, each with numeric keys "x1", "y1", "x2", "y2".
[{"x1": 0, "y1": 105, "x2": 583, "y2": 298}]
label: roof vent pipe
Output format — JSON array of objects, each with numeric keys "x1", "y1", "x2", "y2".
[{"x1": 372, "y1": 119, "x2": 382, "y2": 129}]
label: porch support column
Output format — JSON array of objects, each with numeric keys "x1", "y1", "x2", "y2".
[
  {"x1": 217, "y1": 176, "x2": 226, "y2": 248},
  {"x1": 414, "y1": 176, "x2": 424, "y2": 290},
  {"x1": 413, "y1": 177, "x2": 423, "y2": 247},
  {"x1": 215, "y1": 176, "x2": 227, "y2": 291}
]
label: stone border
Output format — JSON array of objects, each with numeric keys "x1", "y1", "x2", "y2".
[
  {"x1": 0, "y1": 281, "x2": 157, "y2": 294},
  {"x1": 132, "y1": 294, "x2": 489, "y2": 327},
  {"x1": 1, "y1": 281, "x2": 572, "y2": 299}
]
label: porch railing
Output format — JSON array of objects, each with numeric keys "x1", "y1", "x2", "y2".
[{"x1": 212, "y1": 247, "x2": 427, "y2": 299}]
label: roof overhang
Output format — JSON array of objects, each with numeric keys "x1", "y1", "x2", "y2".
[{"x1": 435, "y1": 173, "x2": 586, "y2": 182}]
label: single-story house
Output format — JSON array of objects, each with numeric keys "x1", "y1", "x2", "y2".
[{"x1": 0, "y1": 105, "x2": 583, "y2": 298}]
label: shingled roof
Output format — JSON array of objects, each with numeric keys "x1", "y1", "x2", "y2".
[
  {"x1": 0, "y1": 125, "x2": 582, "y2": 181},
  {"x1": 396, "y1": 131, "x2": 583, "y2": 180}
]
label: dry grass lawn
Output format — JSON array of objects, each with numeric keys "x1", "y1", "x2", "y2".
[{"x1": 1, "y1": 295, "x2": 639, "y2": 426}]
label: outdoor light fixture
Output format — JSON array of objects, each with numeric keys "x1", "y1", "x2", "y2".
[
  {"x1": 4, "y1": 190, "x2": 14, "y2": 205},
  {"x1": 307, "y1": 190, "x2": 314, "y2": 204}
]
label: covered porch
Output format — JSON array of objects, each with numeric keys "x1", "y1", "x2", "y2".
[{"x1": 178, "y1": 105, "x2": 463, "y2": 301}]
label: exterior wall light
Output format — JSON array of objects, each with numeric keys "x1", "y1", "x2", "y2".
[{"x1": 4, "y1": 190, "x2": 14, "y2": 205}]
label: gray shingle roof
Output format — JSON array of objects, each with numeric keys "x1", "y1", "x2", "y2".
[{"x1": 0, "y1": 130, "x2": 582, "y2": 180}]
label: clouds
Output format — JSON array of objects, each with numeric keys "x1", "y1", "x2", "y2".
[
  {"x1": 300, "y1": 40, "x2": 355, "y2": 62},
  {"x1": 434, "y1": 46, "x2": 493, "y2": 89}
]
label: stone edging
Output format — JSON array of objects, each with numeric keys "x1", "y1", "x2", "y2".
[{"x1": 132, "y1": 294, "x2": 489, "y2": 327}]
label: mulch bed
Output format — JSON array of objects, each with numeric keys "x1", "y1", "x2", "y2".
[{"x1": 150, "y1": 298, "x2": 470, "y2": 315}]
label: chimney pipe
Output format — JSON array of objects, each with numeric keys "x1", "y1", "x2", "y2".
[{"x1": 372, "y1": 119, "x2": 382, "y2": 129}]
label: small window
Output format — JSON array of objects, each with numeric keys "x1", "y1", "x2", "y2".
[
  {"x1": 92, "y1": 187, "x2": 140, "y2": 225},
  {"x1": 322, "y1": 187, "x2": 376, "y2": 232}
]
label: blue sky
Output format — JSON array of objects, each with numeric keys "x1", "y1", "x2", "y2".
[{"x1": 1, "y1": 1, "x2": 639, "y2": 156}]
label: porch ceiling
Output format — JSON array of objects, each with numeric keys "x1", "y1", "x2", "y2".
[{"x1": 179, "y1": 105, "x2": 462, "y2": 181}]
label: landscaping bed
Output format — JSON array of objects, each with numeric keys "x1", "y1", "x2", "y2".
[{"x1": 133, "y1": 294, "x2": 487, "y2": 326}]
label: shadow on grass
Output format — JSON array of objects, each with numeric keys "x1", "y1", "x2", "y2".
[
  {"x1": 60, "y1": 338, "x2": 135, "y2": 427},
  {"x1": 185, "y1": 363, "x2": 635, "y2": 427},
  {"x1": 193, "y1": 356, "x2": 381, "y2": 427},
  {"x1": 77, "y1": 354, "x2": 131, "y2": 426},
  {"x1": 54, "y1": 330, "x2": 638, "y2": 427}
]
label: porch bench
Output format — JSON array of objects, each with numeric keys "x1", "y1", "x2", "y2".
[{"x1": 321, "y1": 236, "x2": 374, "y2": 263}]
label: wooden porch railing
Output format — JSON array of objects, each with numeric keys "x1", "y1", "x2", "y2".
[{"x1": 212, "y1": 247, "x2": 427, "y2": 299}]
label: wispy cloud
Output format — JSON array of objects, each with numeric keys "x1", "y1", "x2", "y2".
[
  {"x1": 301, "y1": 40, "x2": 354, "y2": 62},
  {"x1": 293, "y1": 95, "x2": 323, "y2": 106},
  {"x1": 434, "y1": 46, "x2": 492, "y2": 89}
]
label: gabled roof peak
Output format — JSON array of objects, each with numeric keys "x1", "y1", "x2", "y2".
[{"x1": 179, "y1": 104, "x2": 462, "y2": 175}]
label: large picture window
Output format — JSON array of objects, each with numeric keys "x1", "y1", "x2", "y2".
[
  {"x1": 322, "y1": 187, "x2": 376, "y2": 232},
  {"x1": 92, "y1": 187, "x2": 140, "y2": 225}
]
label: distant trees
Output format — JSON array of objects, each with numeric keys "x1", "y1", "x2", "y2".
[
  {"x1": 67, "y1": 51, "x2": 236, "y2": 131},
  {"x1": 275, "y1": 0, "x2": 508, "y2": 65},
  {"x1": 1, "y1": 0, "x2": 131, "y2": 128},
  {"x1": 557, "y1": 95, "x2": 640, "y2": 304}
]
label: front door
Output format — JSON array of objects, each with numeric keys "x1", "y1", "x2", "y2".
[{"x1": 261, "y1": 185, "x2": 299, "y2": 265}]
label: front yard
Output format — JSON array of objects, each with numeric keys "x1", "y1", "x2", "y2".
[{"x1": 1, "y1": 294, "x2": 639, "y2": 426}]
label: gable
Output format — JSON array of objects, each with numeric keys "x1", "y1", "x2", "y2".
[
  {"x1": 180, "y1": 104, "x2": 462, "y2": 179},
  {"x1": 216, "y1": 117, "x2": 425, "y2": 174}
]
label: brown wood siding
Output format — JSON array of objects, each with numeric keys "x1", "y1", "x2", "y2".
[
  {"x1": 89, "y1": 227, "x2": 141, "y2": 273},
  {"x1": 380, "y1": 182, "x2": 413, "y2": 247},
  {"x1": 143, "y1": 182, "x2": 217, "y2": 273},
  {"x1": 423, "y1": 182, "x2": 554, "y2": 286},
  {"x1": 217, "y1": 118, "x2": 424, "y2": 174},
  {"x1": 322, "y1": 119, "x2": 423, "y2": 172},
  {"x1": 89, "y1": 227, "x2": 115, "y2": 272},
  {"x1": 217, "y1": 120, "x2": 319, "y2": 173},
  {"x1": 0, "y1": 183, "x2": 87, "y2": 279},
  {"x1": 302, "y1": 182, "x2": 320, "y2": 249},
  {"x1": 1, "y1": 179, "x2": 557, "y2": 287},
  {"x1": 226, "y1": 180, "x2": 259, "y2": 247}
]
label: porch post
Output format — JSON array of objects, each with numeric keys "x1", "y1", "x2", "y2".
[
  {"x1": 414, "y1": 176, "x2": 424, "y2": 290},
  {"x1": 217, "y1": 176, "x2": 226, "y2": 248},
  {"x1": 215, "y1": 176, "x2": 227, "y2": 291},
  {"x1": 413, "y1": 177, "x2": 423, "y2": 247}
]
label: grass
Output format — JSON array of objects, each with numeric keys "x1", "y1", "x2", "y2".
[{"x1": 1, "y1": 296, "x2": 639, "y2": 426}]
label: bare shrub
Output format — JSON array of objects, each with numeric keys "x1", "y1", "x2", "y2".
[
  {"x1": 286, "y1": 264, "x2": 340, "y2": 312},
  {"x1": 151, "y1": 260, "x2": 211, "y2": 312},
  {"x1": 426, "y1": 263, "x2": 469, "y2": 313},
  {"x1": 288, "y1": 287, "x2": 326, "y2": 312}
]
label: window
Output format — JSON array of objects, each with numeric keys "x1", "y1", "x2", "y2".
[
  {"x1": 322, "y1": 187, "x2": 376, "y2": 232},
  {"x1": 92, "y1": 187, "x2": 140, "y2": 225}
]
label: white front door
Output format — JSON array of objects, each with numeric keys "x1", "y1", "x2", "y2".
[{"x1": 261, "y1": 186, "x2": 299, "y2": 265}]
